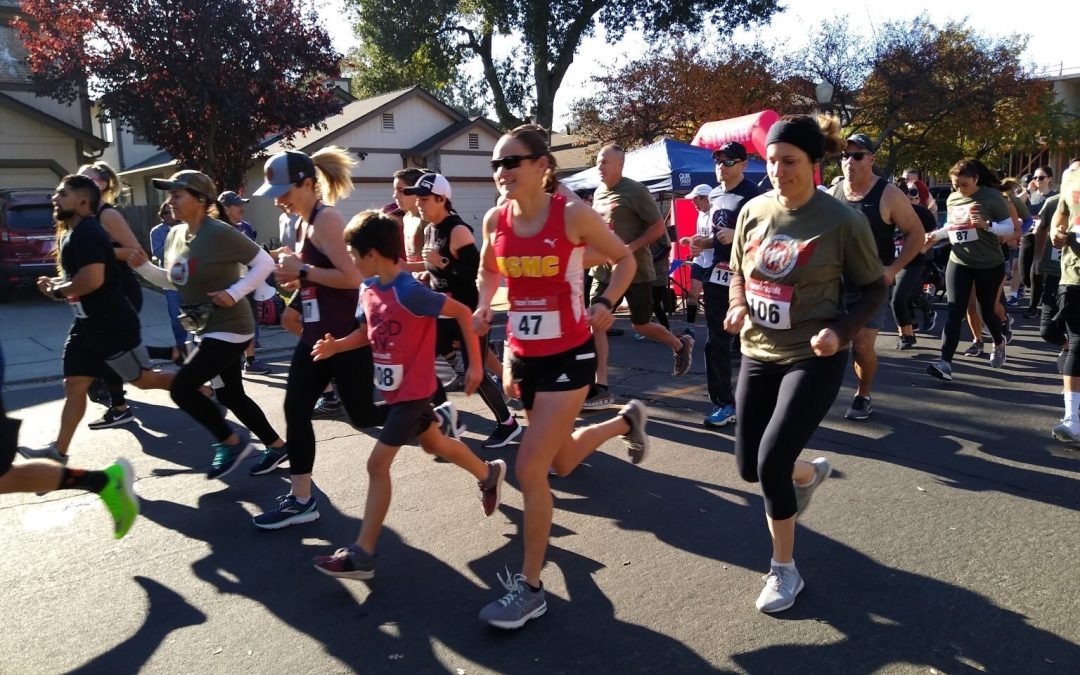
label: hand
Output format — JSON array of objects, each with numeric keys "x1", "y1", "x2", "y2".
[
  {"x1": 311, "y1": 333, "x2": 337, "y2": 361},
  {"x1": 723, "y1": 306, "x2": 746, "y2": 334},
  {"x1": 127, "y1": 249, "x2": 148, "y2": 268},
  {"x1": 473, "y1": 306, "x2": 492, "y2": 336},
  {"x1": 969, "y1": 206, "x2": 986, "y2": 228},
  {"x1": 502, "y1": 366, "x2": 520, "y2": 400},
  {"x1": 423, "y1": 247, "x2": 447, "y2": 269},
  {"x1": 810, "y1": 328, "x2": 840, "y2": 357},
  {"x1": 715, "y1": 229, "x2": 735, "y2": 246},
  {"x1": 464, "y1": 363, "x2": 482, "y2": 396},
  {"x1": 679, "y1": 236, "x2": 693, "y2": 248},
  {"x1": 279, "y1": 279, "x2": 300, "y2": 293},
  {"x1": 36, "y1": 276, "x2": 55, "y2": 297},
  {"x1": 882, "y1": 267, "x2": 897, "y2": 286},
  {"x1": 924, "y1": 232, "x2": 937, "y2": 246},
  {"x1": 1052, "y1": 229, "x2": 1069, "y2": 248},
  {"x1": 588, "y1": 302, "x2": 614, "y2": 332},
  {"x1": 281, "y1": 306, "x2": 303, "y2": 337},
  {"x1": 276, "y1": 252, "x2": 302, "y2": 283},
  {"x1": 207, "y1": 290, "x2": 236, "y2": 308}
]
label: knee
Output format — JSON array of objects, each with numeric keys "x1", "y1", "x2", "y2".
[
  {"x1": 515, "y1": 449, "x2": 551, "y2": 489},
  {"x1": 63, "y1": 377, "x2": 90, "y2": 398},
  {"x1": 366, "y1": 451, "x2": 394, "y2": 477}
]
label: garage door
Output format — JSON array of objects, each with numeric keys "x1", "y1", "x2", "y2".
[{"x1": 448, "y1": 182, "x2": 499, "y2": 245}]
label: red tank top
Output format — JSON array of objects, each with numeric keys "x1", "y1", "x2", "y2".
[
  {"x1": 493, "y1": 193, "x2": 590, "y2": 357},
  {"x1": 359, "y1": 273, "x2": 440, "y2": 404}
]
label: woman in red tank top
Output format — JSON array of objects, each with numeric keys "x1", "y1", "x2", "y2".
[{"x1": 471, "y1": 125, "x2": 653, "y2": 630}]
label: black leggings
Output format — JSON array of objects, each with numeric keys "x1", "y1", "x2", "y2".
[
  {"x1": 435, "y1": 319, "x2": 510, "y2": 424},
  {"x1": 651, "y1": 286, "x2": 670, "y2": 330},
  {"x1": 1040, "y1": 276, "x2": 1065, "y2": 347},
  {"x1": 941, "y1": 261, "x2": 1004, "y2": 361},
  {"x1": 1018, "y1": 233, "x2": 1043, "y2": 305},
  {"x1": 735, "y1": 351, "x2": 847, "y2": 521},
  {"x1": 703, "y1": 282, "x2": 733, "y2": 405},
  {"x1": 170, "y1": 337, "x2": 280, "y2": 445},
  {"x1": 890, "y1": 261, "x2": 924, "y2": 329},
  {"x1": 1058, "y1": 285, "x2": 1080, "y2": 377},
  {"x1": 284, "y1": 342, "x2": 388, "y2": 476}
]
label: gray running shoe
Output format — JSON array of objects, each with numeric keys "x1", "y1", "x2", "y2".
[
  {"x1": 478, "y1": 568, "x2": 547, "y2": 629},
  {"x1": 927, "y1": 359, "x2": 953, "y2": 381},
  {"x1": 619, "y1": 399, "x2": 650, "y2": 464},
  {"x1": 673, "y1": 334, "x2": 694, "y2": 376},
  {"x1": 1051, "y1": 422, "x2": 1080, "y2": 444},
  {"x1": 844, "y1": 396, "x2": 872, "y2": 420},
  {"x1": 794, "y1": 457, "x2": 832, "y2": 515},
  {"x1": 434, "y1": 401, "x2": 466, "y2": 441},
  {"x1": 478, "y1": 459, "x2": 507, "y2": 516},
  {"x1": 17, "y1": 442, "x2": 67, "y2": 463},
  {"x1": 755, "y1": 564, "x2": 805, "y2": 613},
  {"x1": 989, "y1": 343, "x2": 1006, "y2": 369},
  {"x1": 963, "y1": 342, "x2": 984, "y2": 357},
  {"x1": 581, "y1": 385, "x2": 616, "y2": 410}
]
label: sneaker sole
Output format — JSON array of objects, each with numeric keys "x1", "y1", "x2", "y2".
[
  {"x1": 249, "y1": 453, "x2": 289, "y2": 476},
  {"x1": 623, "y1": 401, "x2": 650, "y2": 464},
  {"x1": 757, "y1": 578, "x2": 805, "y2": 614},
  {"x1": 482, "y1": 425, "x2": 523, "y2": 450},
  {"x1": 482, "y1": 460, "x2": 507, "y2": 516},
  {"x1": 926, "y1": 365, "x2": 952, "y2": 382},
  {"x1": 208, "y1": 442, "x2": 255, "y2": 480},
  {"x1": 253, "y1": 509, "x2": 320, "y2": 530},
  {"x1": 110, "y1": 457, "x2": 139, "y2": 538},
  {"x1": 1051, "y1": 429, "x2": 1080, "y2": 444},
  {"x1": 486, "y1": 601, "x2": 548, "y2": 629},
  {"x1": 703, "y1": 415, "x2": 736, "y2": 428},
  {"x1": 581, "y1": 397, "x2": 617, "y2": 410},
  {"x1": 313, "y1": 563, "x2": 374, "y2": 580},
  {"x1": 88, "y1": 414, "x2": 137, "y2": 430},
  {"x1": 844, "y1": 411, "x2": 871, "y2": 420}
]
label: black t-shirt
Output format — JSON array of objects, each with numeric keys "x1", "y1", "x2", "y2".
[
  {"x1": 426, "y1": 213, "x2": 479, "y2": 309},
  {"x1": 708, "y1": 178, "x2": 762, "y2": 263},
  {"x1": 59, "y1": 216, "x2": 139, "y2": 336}
]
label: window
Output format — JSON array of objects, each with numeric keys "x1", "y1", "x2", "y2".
[
  {"x1": 99, "y1": 120, "x2": 114, "y2": 144},
  {"x1": 382, "y1": 113, "x2": 394, "y2": 131},
  {"x1": 468, "y1": 133, "x2": 479, "y2": 150}
]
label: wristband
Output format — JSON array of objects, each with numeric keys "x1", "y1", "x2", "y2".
[
  {"x1": 51, "y1": 288, "x2": 65, "y2": 300},
  {"x1": 593, "y1": 297, "x2": 613, "y2": 310}
]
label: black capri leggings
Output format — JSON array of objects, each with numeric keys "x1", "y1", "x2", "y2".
[
  {"x1": 890, "y1": 260, "x2": 925, "y2": 329},
  {"x1": 941, "y1": 261, "x2": 1004, "y2": 362},
  {"x1": 1058, "y1": 285, "x2": 1080, "y2": 377},
  {"x1": 284, "y1": 341, "x2": 388, "y2": 476},
  {"x1": 435, "y1": 319, "x2": 510, "y2": 424},
  {"x1": 735, "y1": 350, "x2": 848, "y2": 521},
  {"x1": 1040, "y1": 276, "x2": 1065, "y2": 348},
  {"x1": 170, "y1": 337, "x2": 281, "y2": 446}
]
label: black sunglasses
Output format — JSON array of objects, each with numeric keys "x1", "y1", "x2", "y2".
[
  {"x1": 490, "y1": 154, "x2": 544, "y2": 172},
  {"x1": 714, "y1": 158, "x2": 744, "y2": 167},
  {"x1": 907, "y1": 189, "x2": 920, "y2": 197},
  {"x1": 1035, "y1": 175, "x2": 1050, "y2": 181},
  {"x1": 841, "y1": 151, "x2": 868, "y2": 161}
]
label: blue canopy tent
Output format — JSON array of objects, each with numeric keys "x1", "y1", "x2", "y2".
[{"x1": 561, "y1": 138, "x2": 767, "y2": 195}]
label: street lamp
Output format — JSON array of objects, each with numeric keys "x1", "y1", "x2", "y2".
[{"x1": 815, "y1": 80, "x2": 834, "y2": 116}]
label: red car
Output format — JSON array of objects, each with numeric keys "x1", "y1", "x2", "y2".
[{"x1": 0, "y1": 189, "x2": 57, "y2": 301}]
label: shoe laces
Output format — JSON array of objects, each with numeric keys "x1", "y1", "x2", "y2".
[
  {"x1": 493, "y1": 567, "x2": 527, "y2": 607},
  {"x1": 762, "y1": 567, "x2": 787, "y2": 591}
]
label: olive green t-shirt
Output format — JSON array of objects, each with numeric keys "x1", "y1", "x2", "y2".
[
  {"x1": 592, "y1": 177, "x2": 662, "y2": 284},
  {"x1": 730, "y1": 190, "x2": 883, "y2": 365},
  {"x1": 945, "y1": 186, "x2": 1010, "y2": 269},
  {"x1": 1056, "y1": 171, "x2": 1080, "y2": 287},
  {"x1": 1007, "y1": 193, "x2": 1030, "y2": 221},
  {"x1": 164, "y1": 216, "x2": 262, "y2": 335},
  {"x1": 1038, "y1": 195, "x2": 1061, "y2": 278}
]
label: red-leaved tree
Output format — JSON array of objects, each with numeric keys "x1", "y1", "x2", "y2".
[{"x1": 14, "y1": 0, "x2": 344, "y2": 190}]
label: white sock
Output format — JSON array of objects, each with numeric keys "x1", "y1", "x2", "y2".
[
  {"x1": 293, "y1": 494, "x2": 311, "y2": 505},
  {"x1": 771, "y1": 558, "x2": 796, "y2": 569},
  {"x1": 1064, "y1": 391, "x2": 1080, "y2": 428}
]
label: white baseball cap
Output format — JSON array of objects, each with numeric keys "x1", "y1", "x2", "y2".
[
  {"x1": 402, "y1": 172, "x2": 452, "y2": 200},
  {"x1": 689, "y1": 184, "x2": 712, "y2": 198}
]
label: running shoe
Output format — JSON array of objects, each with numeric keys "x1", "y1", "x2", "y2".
[
  {"x1": 313, "y1": 544, "x2": 376, "y2": 580},
  {"x1": 682, "y1": 326, "x2": 697, "y2": 341},
  {"x1": 99, "y1": 458, "x2": 139, "y2": 539},
  {"x1": 619, "y1": 399, "x2": 650, "y2": 464},
  {"x1": 927, "y1": 359, "x2": 953, "y2": 381},
  {"x1": 207, "y1": 432, "x2": 254, "y2": 480},
  {"x1": 1005, "y1": 293, "x2": 1022, "y2": 306},
  {"x1": 897, "y1": 335, "x2": 917, "y2": 350},
  {"x1": 794, "y1": 457, "x2": 832, "y2": 515},
  {"x1": 434, "y1": 401, "x2": 466, "y2": 441},
  {"x1": 989, "y1": 343, "x2": 1007, "y2": 369},
  {"x1": 704, "y1": 403, "x2": 736, "y2": 428},
  {"x1": 243, "y1": 359, "x2": 272, "y2": 375},
  {"x1": 478, "y1": 459, "x2": 507, "y2": 516},
  {"x1": 87, "y1": 406, "x2": 135, "y2": 430},
  {"x1": 87, "y1": 377, "x2": 111, "y2": 406},
  {"x1": 17, "y1": 442, "x2": 68, "y2": 463},
  {"x1": 963, "y1": 342, "x2": 984, "y2": 357},
  {"x1": 1051, "y1": 422, "x2": 1080, "y2": 444},
  {"x1": 1023, "y1": 305, "x2": 1040, "y2": 319},
  {"x1": 442, "y1": 374, "x2": 465, "y2": 391},
  {"x1": 1057, "y1": 350, "x2": 1068, "y2": 375},
  {"x1": 311, "y1": 395, "x2": 343, "y2": 418},
  {"x1": 253, "y1": 494, "x2": 320, "y2": 530},
  {"x1": 673, "y1": 334, "x2": 694, "y2": 376},
  {"x1": 919, "y1": 307, "x2": 938, "y2": 334},
  {"x1": 249, "y1": 445, "x2": 289, "y2": 476},
  {"x1": 482, "y1": 420, "x2": 522, "y2": 449},
  {"x1": 582, "y1": 385, "x2": 616, "y2": 410},
  {"x1": 1002, "y1": 318, "x2": 1014, "y2": 345},
  {"x1": 478, "y1": 568, "x2": 547, "y2": 629},
  {"x1": 755, "y1": 563, "x2": 804, "y2": 613},
  {"x1": 844, "y1": 396, "x2": 872, "y2": 420},
  {"x1": 632, "y1": 333, "x2": 648, "y2": 341}
]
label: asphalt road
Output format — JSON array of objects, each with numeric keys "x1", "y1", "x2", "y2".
[{"x1": 2, "y1": 301, "x2": 1080, "y2": 674}]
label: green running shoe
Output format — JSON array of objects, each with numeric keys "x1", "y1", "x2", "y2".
[{"x1": 99, "y1": 458, "x2": 139, "y2": 539}]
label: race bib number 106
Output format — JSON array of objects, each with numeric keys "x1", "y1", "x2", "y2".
[{"x1": 746, "y1": 279, "x2": 793, "y2": 330}]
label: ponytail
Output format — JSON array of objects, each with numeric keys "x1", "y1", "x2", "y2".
[{"x1": 310, "y1": 146, "x2": 356, "y2": 205}]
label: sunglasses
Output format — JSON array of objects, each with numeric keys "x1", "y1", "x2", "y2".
[
  {"x1": 1035, "y1": 175, "x2": 1049, "y2": 181},
  {"x1": 490, "y1": 154, "x2": 544, "y2": 172},
  {"x1": 714, "y1": 158, "x2": 744, "y2": 167},
  {"x1": 841, "y1": 152, "x2": 868, "y2": 161},
  {"x1": 907, "y1": 189, "x2": 920, "y2": 198}
]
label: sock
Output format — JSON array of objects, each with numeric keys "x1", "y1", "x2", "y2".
[
  {"x1": 60, "y1": 468, "x2": 108, "y2": 493},
  {"x1": 246, "y1": 356, "x2": 255, "y2": 366},
  {"x1": 292, "y1": 494, "x2": 311, "y2": 505},
  {"x1": 501, "y1": 415, "x2": 515, "y2": 426},
  {"x1": 770, "y1": 558, "x2": 796, "y2": 569},
  {"x1": 1064, "y1": 391, "x2": 1080, "y2": 427},
  {"x1": 526, "y1": 580, "x2": 543, "y2": 593},
  {"x1": 686, "y1": 303, "x2": 698, "y2": 324}
]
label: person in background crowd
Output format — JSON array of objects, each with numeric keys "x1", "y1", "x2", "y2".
[
  {"x1": 904, "y1": 167, "x2": 938, "y2": 216},
  {"x1": 1019, "y1": 167, "x2": 1059, "y2": 319},
  {"x1": 892, "y1": 186, "x2": 939, "y2": 349},
  {"x1": 219, "y1": 191, "x2": 272, "y2": 375},
  {"x1": 149, "y1": 202, "x2": 188, "y2": 352},
  {"x1": 683, "y1": 183, "x2": 714, "y2": 328}
]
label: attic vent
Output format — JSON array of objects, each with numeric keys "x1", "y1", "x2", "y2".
[
  {"x1": 382, "y1": 113, "x2": 395, "y2": 131},
  {"x1": 468, "y1": 133, "x2": 480, "y2": 150}
]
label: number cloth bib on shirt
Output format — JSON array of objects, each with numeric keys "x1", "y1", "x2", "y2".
[
  {"x1": 746, "y1": 279, "x2": 793, "y2": 330},
  {"x1": 709, "y1": 262, "x2": 732, "y2": 286},
  {"x1": 508, "y1": 296, "x2": 561, "y2": 340}
]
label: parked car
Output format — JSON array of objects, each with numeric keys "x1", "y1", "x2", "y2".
[{"x1": 0, "y1": 189, "x2": 57, "y2": 301}]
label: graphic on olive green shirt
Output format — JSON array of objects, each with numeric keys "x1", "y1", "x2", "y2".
[
  {"x1": 944, "y1": 186, "x2": 1010, "y2": 269},
  {"x1": 164, "y1": 217, "x2": 262, "y2": 335},
  {"x1": 1056, "y1": 171, "x2": 1080, "y2": 287},
  {"x1": 730, "y1": 190, "x2": 882, "y2": 365},
  {"x1": 591, "y1": 177, "x2": 662, "y2": 284}
]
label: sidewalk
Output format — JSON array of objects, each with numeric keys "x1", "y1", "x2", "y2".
[{"x1": 1, "y1": 285, "x2": 511, "y2": 386}]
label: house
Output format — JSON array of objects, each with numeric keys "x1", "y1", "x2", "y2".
[
  {"x1": 550, "y1": 132, "x2": 601, "y2": 179},
  {"x1": 0, "y1": 0, "x2": 107, "y2": 188},
  {"x1": 111, "y1": 86, "x2": 505, "y2": 244}
]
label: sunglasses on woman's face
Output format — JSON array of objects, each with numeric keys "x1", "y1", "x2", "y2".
[
  {"x1": 908, "y1": 189, "x2": 920, "y2": 198},
  {"x1": 1035, "y1": 175, "x2": 1049, "y2": 181},
  {"x1": 841, "y1": 152, "x2": 868, "y2": 161},
  {"x1": 714, "y1": 158, "x2": 743, "y2": 167},
  {"x1": 490, "y1": 154, "x2": 544, "y2": 172}
]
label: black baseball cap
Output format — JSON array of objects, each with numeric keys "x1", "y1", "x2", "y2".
[
  {"x1": 712, "y1": 141, "x2": 747, "y2": 162},
  {"x1": 846, "y1": 134, "x2": 877, "y2": 153}
]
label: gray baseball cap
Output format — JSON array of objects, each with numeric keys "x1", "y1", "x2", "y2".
[{"x1": 152, "y1": 170, "x2": 217, "y2": 199}]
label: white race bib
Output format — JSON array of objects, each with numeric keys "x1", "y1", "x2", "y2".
[
  {"x1": 301, "y1": 286, "x2": 320, "y2": 323},
  {"x1": 746, "y1": 279, "x2": 793, "y2": 330},
  {"x1": 709, "y1": 262, "x2": 732, "y2": 286},
  {"x1": 1052, "y1": 246, "x2": 1062, "y2": 262},
  {"x1": 67, "y1": 295, "x2": 87, "y2": 319},
  {"x1": 372, "y1": 351, "x2": 403, "y2": 392},
  {"x1": 948, "y1": 225, "x2": 976, "y2": 245},
  {"x1": 509, "y1": 296, "x2": 561, "y2": 340},
  {"x1": 894, "y1": 238, "x2": 904, "y2": 260}
]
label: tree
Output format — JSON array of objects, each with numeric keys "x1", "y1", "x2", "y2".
[
  {"x1": 14, "y1": 0, "x2": 344, "y2": 190},
  {"x1": 570, "y1": 43, "x2": 797, "y2": 148},
  {"x1": 345, "y1": 0, "x2": 782, "y2": 130},
  {"x1": 778, "y1": 17, "x2": 870, "y2": 126}
]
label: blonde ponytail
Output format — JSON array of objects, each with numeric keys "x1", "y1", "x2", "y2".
[{"x1": 310, "y1": 146, "x2": 356, "y2": 205}]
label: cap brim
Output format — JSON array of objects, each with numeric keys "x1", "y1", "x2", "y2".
[
  {"x1": 151, "y1": 178, "x2": 183, "y2": 191},
  {"x1": 402, "y1": 186, "x2": 433, "y2": 196},
  {"x1": 252, "y1": 182, "x2": 292, "y2": 198}
]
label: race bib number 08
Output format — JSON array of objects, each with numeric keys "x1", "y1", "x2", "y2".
[
  {"x1": 509, "y1": 296, "x2": 561, "y2": 340},
  {"x1": 372, "y1": 357, "x2": 403, "y2": 391},
  {"x1": 746, "y1": 279, "x2": 793, "y2": 330}
]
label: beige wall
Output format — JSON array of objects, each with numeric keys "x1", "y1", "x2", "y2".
[
  {"x1": 329, "y1": 97, "x2": 457, "y2": 150},
  {"x1": 0, "y1": 105, "x2": 81, "y2": 187},
  {"x1": 441, "y1": 127, "x2": 500, "y2": 153},
  {"x1": 0, "y1": 167, "x2": 60, "y2": 189}
]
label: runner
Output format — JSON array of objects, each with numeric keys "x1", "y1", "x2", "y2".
[
  {"x1": 19, "y1": 176, "x2": 174, "y2": 465},
  {"x1": 683, "y1": 183, "x2": 713, "y2": 328},
  {"x1": 1047, "y1": 160, "x2": 1080, "y2": 442},
  {"x1": 149, "y1": 203, "x2": 188, "y2": 352},
  {"x1": 393, "y1": 167, "x2": 428, "y2": 274},
  {"x1": 892, "y1": 186, "x2": 938, "y2": 349},
  {"x1": 1032, "y1": 191, "x2": 1066, "y2": 371},
  {"x1": 219, "y1": 190, "x2": 272, "y2": 374},
  {"x1": 926, "y1": 159, "x2": 1015, "y2": 381},
  {"x1": 129, "y1": 170, "x2": 286, "y2": 480},
  {"x1": 1021, "y1": 167, "x2": 1058, "y2": 319},
  {"x1": 473, "y1": 124, "x2": 649, "y2": 629},
  {"x1": 309, "y1": 211, "x2": 506, "y2": 577},
  {"x1": 724, "y1": 114, "x2": 885, "y2": 613}
]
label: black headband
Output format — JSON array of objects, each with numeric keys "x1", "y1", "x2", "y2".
[{"x1": 766, "y1": 119, "x2": 826, "y2": 163}]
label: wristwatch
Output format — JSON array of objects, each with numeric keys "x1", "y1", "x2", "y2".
[{"x1": 298, "y1": 263, "x2": 312, "y2": 280}]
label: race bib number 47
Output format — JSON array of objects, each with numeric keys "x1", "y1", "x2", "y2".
[
  {"x1": 746, "y1": 279, "x2": 793, "y2": 329},
  {"x1": 509, "y1": 296, "x2": 561, "y2": 340}
]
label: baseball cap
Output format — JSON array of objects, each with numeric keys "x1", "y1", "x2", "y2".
[
  {"x1": 689, "y1": 184, "x2": 712, "y2": 198},
  {"x1": 712, "y1": 141, "x2": 747, "y2": 162},
  {"x1": 846, "y1": 134, "x2": 877, "y2": 153},
  {"x1": 253, "y1": 151, "x2": 317, "y2": 198},
  {"x1": 218, "y1": 191, "x2": 249, "y2": 207},
  {"x1": 403, "y1": 172, "x2": 452, "y2": 199},
  {"x1": 152, "y1": 170, "x2": 217, "y2": 199}
]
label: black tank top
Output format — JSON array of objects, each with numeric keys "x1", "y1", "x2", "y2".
[
  {"x1": 832, "y1": 179, "x2": 895, "y2": 265},
  {"x1": 425, "y1": 213, "x2": 478, "y2": 309},
  {"x1": 297, "y1": 204, "x2": 359, "y2": 346},
  {"x1": 98, "y1": 202, "x2": 143, "y2": 311}
]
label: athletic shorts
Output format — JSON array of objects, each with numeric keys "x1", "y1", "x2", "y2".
[
  {"x1": 843, "y1": 289, "x2": 890, "y2": 332},
  {"x1": 0, "y1": 419, "x2": 16, "y2": 477},
  {"x1": 63, "y1": 330, "x2": 150, "y2": 381},
  {"x1": 508, "y1": 336, "x2": 596, "y2": 410},
  {"x1": 689, "y1": 263, "x2": 710, "y2": 283},
  {"x1": 591, "y1": 281, "x2": 653, "y2": 325},
  {"x1": 377, "y1": 398, "x2": 438, "y2": 447}
]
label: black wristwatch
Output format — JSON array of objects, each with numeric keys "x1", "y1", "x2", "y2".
[
  {"x1": 593, "y1": 297, "x2": 613, "y2": 310},
  {"x1": 298, "y1": 264, "x2": 311, "y2": 280}
]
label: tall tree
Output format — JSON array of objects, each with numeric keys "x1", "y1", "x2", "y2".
[
  {"x1": 14, "y1": 0, "x2": 344, "y2": 190},
  {"x1": 779, "y1": 17, "x2": 870, "y2": 126},
  {"x1": 346, "y1": 0, "x2": 782, "y2": 130}
]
